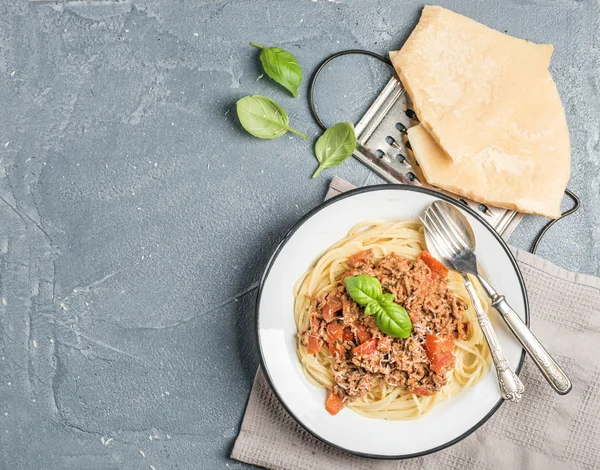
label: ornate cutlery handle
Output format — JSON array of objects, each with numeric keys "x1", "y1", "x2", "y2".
[
  {"x1": 476, "y1": 275, "x2": 571, "y2": 395},
  {"x1": 462, "y1": 274, "x2": 525, "y2": 402}
]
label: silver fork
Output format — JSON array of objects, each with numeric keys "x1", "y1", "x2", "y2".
[
  {"x1": 426, "y1": 202, "x2": 572, "y2": 395},
  {"x1": 421, "y1": 207, "x2": 525, "y2": 402}
]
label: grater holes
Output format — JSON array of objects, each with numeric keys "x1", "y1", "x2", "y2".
[
  {"x1": 405, "y1": 109, "x2": 417, "y2": 119},
  {"x1": 385, "y1": 135, "x2": 396, "y2": 146},
  {"x1": 478, "y1": 203, "x2": 494, "y2": 217},
  {"x1": 395, "y1": 122, "x2": 407, "y2": 133},
  {"x1": 375, "y1": 149, "x2": 385, "y2": 159},
  {"x1": 406, "y1": 172, "x2": 416, "y2": 181},
  {"x1": 396, "y1": 154, "x2": 406, "y2": 163}
]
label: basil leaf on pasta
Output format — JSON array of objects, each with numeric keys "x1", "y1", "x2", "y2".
[
  {"x1": 376, "y1": 297, "x2": 412, "y2": 339},
  {"x1": 344, "y1": 274, "x2": 412, "y2": 338},
  {"x1": 344, "y1": 274, "x2": 382, "y2": 308},
  {"x1": 364, "y1": 300, "x2": 383, "y2": 317}
]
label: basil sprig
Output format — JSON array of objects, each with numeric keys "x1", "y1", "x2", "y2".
[
  {"x1": 344, "y1": 274, "x2": 412, "y2": 339},
  {"x1": 251, "y1": 42, "x2": 302, "y2": 98},
  {"x1": 312, "y1": 122, "x2": 356, "y2": 178},
  {"x1": 236, "y1": 95, "x2": 308, "y2": 140}
]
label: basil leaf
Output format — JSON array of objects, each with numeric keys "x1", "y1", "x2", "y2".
[
  {"x1": 375, "y1": 297, "x2": 412, "y2": 339},
  {"x1": 251, "y1": 42, "x2": 302, "y2": 98},
  {"x1": 236, "y1": 95, "x2": 308, "y2": 140},
  {"x1": 344, "y1": 274, "x2": 383, "y2": 308},
  {"x1": 312, "y1": 122, "x2": 356, "y2": 178},
  {"x1": 364, "y1": 300, "x2": 383, "y2": 317},
  {"x1": 344, "y1": 273, "x2": 412, "y2": 338}
]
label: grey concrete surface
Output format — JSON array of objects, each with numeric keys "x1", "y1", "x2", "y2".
[{"x1": 0, "y1": 0, "x2": 598, "y2": 469}]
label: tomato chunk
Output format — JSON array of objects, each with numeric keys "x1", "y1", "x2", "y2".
[
  {"x1": 426, "y1": 334, "x2": 454, "y2": 355},
  {"x1": 419, "y1": 251, "x2": 449, "y2": 279},
  {"x1": 327, "y1": 323, "x2": 343, "y2": 341},
  {"x1": 425, "y1": 334, "x2": 455, "y2": 374},
  {"x1": 322, "y1": 295, "x2": 343, "y2": 322},
  {"x1": 327, "y1": 323, "x2": 344, "y2": 357},
  {"x1": 353, "y1": 338, "x2": 378, "y2": 356},
  {"x1": 328, "y1": 343, "x2": 343, "y2": 357},
  {"x1": 347, "y1": 249, "x2": 374, "y2": 267},
  {"x1": 354, "y1": 323, "x2": 372, "y2": 344},
  {"x1": 425, "y1": 334, "x2": 454, "y2": 355},
  {"x1": 431, "y1": 352, "x2": 454, "y2": 374},
  {"x1": 306, "y1": 335, "x2": 320, "y2": 354},
  {"x1": 411, "y1": 387, "x2": 433, "y2": 396},
  {"x1": 325, "y1": 393, "x2": 345, "y2": 416}
]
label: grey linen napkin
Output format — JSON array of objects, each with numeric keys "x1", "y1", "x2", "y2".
[{"x1": 232, "y1": 177, "x2": 600, "y2": 470}]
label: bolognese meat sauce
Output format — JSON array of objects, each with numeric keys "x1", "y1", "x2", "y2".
[{"x1": 299, "y1": 249, "x2": 470, "y2": 415}]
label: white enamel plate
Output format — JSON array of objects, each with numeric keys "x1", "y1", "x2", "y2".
[{"x1": 256, "y1": 185, "x2": 528, "y2": 459}]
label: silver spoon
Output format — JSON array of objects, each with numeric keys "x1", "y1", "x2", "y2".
[
  {"x1": 423, "y1": 201, "x2": 572, "y2": 396},
  {"x1": 421, "y1": 205, "x2": 524, "y2": 402}
]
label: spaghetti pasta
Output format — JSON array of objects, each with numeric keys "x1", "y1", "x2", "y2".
[{"x1": 294, "y1": 220, "x2": 491, "y2": 420}]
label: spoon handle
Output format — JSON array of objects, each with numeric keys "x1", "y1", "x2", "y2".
[
  {"x1": 461, "y1": 273, "x2": 525, "y2": 402},
  {"x1": 476, "y1": 275, "x2": 572, "y2": 395}
]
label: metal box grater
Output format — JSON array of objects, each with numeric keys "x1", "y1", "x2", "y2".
[{"x1": 353, "y1": 77, "x2": 523, "y2": 240}]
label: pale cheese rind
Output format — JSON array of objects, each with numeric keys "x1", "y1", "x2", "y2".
[{"x1": 390, "y1": 6, "x2": 554, "y2": 161}]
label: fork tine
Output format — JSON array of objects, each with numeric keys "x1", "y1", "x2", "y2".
[
  {"x1": 420, "y1": 216, "x2": 451, "y2": 260},
  {"x1": 428, "y1": 206, "x2": 462, "y2": 254},
  {"x1": 433, "y1": 203, "x2": 469, "y2": 251},
  {"x1": 423, "y1": 212, "x2": 456, "y2": 260},
  {"x1": 431, "y1": 203, "x2": 469, "y2": 251},
  {"x1": 425, "y1": 212, "x2": 456, "y2": 258},
  {"x1": 427, "y1": 227, "x2": 454, "y2": 264}
]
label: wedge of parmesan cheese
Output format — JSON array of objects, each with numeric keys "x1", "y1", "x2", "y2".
[
  {"x1": 407, "y1": 71, "x2": 570, "y2": 219},
  {"x1": 390, "y1": 6, "x2": 554, "y2": 161}
]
